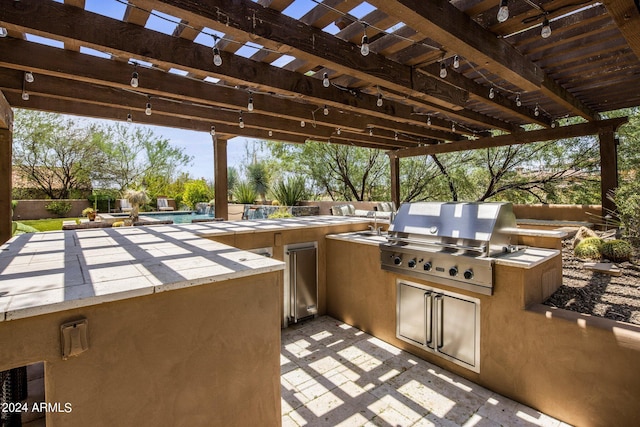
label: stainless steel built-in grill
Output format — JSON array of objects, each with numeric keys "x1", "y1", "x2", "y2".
[{"x1": 380, "y1": 202, "x2": 519, "y2": 295}]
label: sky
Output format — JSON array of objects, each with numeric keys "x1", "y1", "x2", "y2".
[{"x1": 29, "y1": 0, "x2": 378, "y2": 179}]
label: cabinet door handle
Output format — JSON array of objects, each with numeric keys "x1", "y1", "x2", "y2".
[
  {"x1": 425, "y1": 292, "x2": 433, "y2": 348},
  {"x1": 434, "y1": 294, "x2": 443, "y2": 349}
]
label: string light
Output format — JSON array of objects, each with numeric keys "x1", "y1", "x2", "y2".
[
  {"x1": 0, "y1": 27, "x2": 7, "y2": 38},
  {"x1": 300, "y1": 120, "x2": 306, "y2": 127},
  {"x1": 24, "y1": 72, "x2": 34, "y2": 83},
  {"x1": 377, "y1": 93, "x2": 383, "y2": 107},
  {"x1": 489, "y1": 87, "x2": 495, "y2": 99},
  {"x1": 515, "y1": 94, "x2": 522, "y2": 107},
  {"x1": 439, "y1": 62, "x2": 447, "y2": 79},
  {"x1": 497, "y1": 0, "x2": 509, "y2": 23},
  {"x1": 239, "y1": 112, "x2": 245, "y2": 128},
  {"x1": 534, "y1": 104, "x2": 540, "y2": 116},
  {"x1": 369, "y1": 128, "x2": 373, "y2": 137},
  {"x1": 210, "y1": 125, "x2": 216, "y2": 136},
  {"x1": 247, "y1": 95, "x2": 254, "y2": 112},
  {"x1": 337, "y1": 128, "x2": 341, "y2": 135},
  {"x1": 268, "y1": 130, "x2": 273, "y2": 137},
  {"x1": 21, "y1": 91, "x2": 29, "y2": 101},
  {"x1": 453, "y1": 55, "x2": 460, "y2": 69},
  {"x1": 130, "y1": 70, "x2": 139, "y2": 88},
  {"x1": 145, "y1": 100, "x2": 152, "y2": 115},
  {"x1": 427, "y1": 116, "x2": 432, "y2": 126},
  {"x1": 323, "y1": 105, "x2": 329, "y2": 116},
  {"x1": 541, "y1": 17, "x2": 552, "y2": 38},
  {"x1": 213, "y1": 36, "x2": 223, "y2": 66},
  {"x1": 127, "y1": 113, "x2": 133, "y2": 123},
  {"x1": 451, "y1": 123, "x2": 456, "y2": 132},
  {"x1": 360, "y1": 24, "x2": 370, "y2": 56},
  {"x1": 322, "y1": 72, "x2": 330, "y2": 88},
  {"x1": 394, "y1": 132, "x2": 399, "y2": 141}
]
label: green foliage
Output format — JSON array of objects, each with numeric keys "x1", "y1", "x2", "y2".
[
  {"x1": 88, "y1": 189, "x2": 119, "y2": 213},
  {"x1": 182, "y1": 179, "x2": 213, "y2": 209},
  {"x1": 19, "y1": 218, "x2": 77, "y2": 232},
  {"x1": 270, "y1": 176, "x2": 308, "y2": 206},
  {"x1": 246, "y1": 161, "x2": 271, "y2": 202},
  {"x1": 232, "y1": 181, "x2": 257, "y2": 204},
  {"x1": 267, "y1": 208, "x2": 294, "y2": 219},
  {"x1": 611, "y1": 180, "x2": 640, "y2": 244},
  {"x1": 227, "y1": 167, "x2": 239, "y2": 201},
  {"x1": 600, "y1": 240, "x2": 634, "y2": 263},
  {"x1": 45, "y1": 201, "x2": 72, "y2": 217},
  {"x1": 11, "y1": 221, "x2": 17, "y2": 236},
  {"x1": 11, "y1": 200, "x2": 18, "y2": 211},
  {"x1": 82, "y1": 207, "x2": 95, "y2": 217},
  {"x1": 574, "y1": 238, "x2": 603, "y2": 260}
]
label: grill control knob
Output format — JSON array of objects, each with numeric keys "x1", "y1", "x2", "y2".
[
  {"x1": 449, "y1": 266, "x2": 458, "y2": 277},
  {"x1": 408, "y1": 259, "x2": 417, "y2": 268},
  {"x1": 423, "y1": 262, "x2": 432, "y2": 272},
  {"x1": 393, "y1": 256, "x2": 402, "y2": 265},
  {"x1": 464, "y1": 269, "x2": 474, "y2": 280}
]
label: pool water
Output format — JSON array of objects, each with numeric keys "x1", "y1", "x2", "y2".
[{"x1": 111, "y1": 212, "x2": 217, "y2": 224}]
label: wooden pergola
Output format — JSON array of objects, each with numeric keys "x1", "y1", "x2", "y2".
[{"x1": 1, "y1": 0, "x2": 639, "y2": 242}]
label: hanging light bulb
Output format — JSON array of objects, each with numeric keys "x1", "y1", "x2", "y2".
[
  {"x1": 213, "y1": 46, "x2": 223, "y2": 66},
  {"x1": 247, "y1": 96, "x2": 254, "y2": 112},
  {"x1": 145, "y1": 101, "x2": 152, "y2": 116},
  {"x1": 377, "y1": 93, "x2": 383, "y2": 107},
  {"x1": 0, "y1": 27, "x2": 7, "y2": 38},
  {"x1": 322, "y1": 72, "x2": 330, "y2": 88},
  {"x1": 130, "y1": 71, "x2": 139, "y2": 88},
  {"x1": 369, "y1": 128, "x2": 373, "y2": 137},
  {"x1": 300, "y1": 120, "x2": 306, "y2": 127},
  {"x1": 337, "y1": 128, "x2": 341, "y2": 135},
  {"x1": 534, "y1": 104, "x2": 540, "y2": 117},
  {"x1": 239, "y1": 113, "x2": 245, "y2": 128},
  {"x1": 427, "y1": 116, "x2": 432, "y2": 126},
  {"x1": 210, "y1": 126, "x2": 216, "y2": 136},
  {"x1": 439, "y1": 62, "x2": 447, "y2": 79},
  {"x1": 451, "y1": 123, "x2": 456, "y2": 132},
  {"x1": 551, "y1": 120, "x2": 557, "y2": 128},
  {"x1": 489, "y1": 87, "x2": 495, "y2": 99},
  {"x1": 127, "y1": 113, "x2": 133, "y2": 123},
  {"x1": 497, "y1": 0, "x2": 509, "y2": 23},
  {"x1": 24, "y1": 72, "x2": 34, "y2": 83},
  {"x1": 541, "y1": 17, "x2": 552, "y2": 39},
  {"x1": 453, "y1": 55, "x2": 460, "y2": 69},
  {"x1": 268, "y1": 130, "x2": 273, "y2": 137},
  {"x1": 515, "y1": 94, "x2": 522, "y2": 107},
  {"x1": 21, "y1": 91, "x2": 29, "y2": 101},
  {"x1": 323, "y1": 105, "x2": 329, "y2": 116},
  {"x1": 360, "y1": 25, "x2": 370, "y2": 56},
  {"x1": 394, "y1": 132, "x2": 399, "y2": 141}
]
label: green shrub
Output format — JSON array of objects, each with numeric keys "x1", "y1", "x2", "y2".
[
  {"x1": 45, "y1": 201, "x2": 72, "y2": 217},
  {"x1": 12, "y1": 221, "x2": 17, "y2": 236},
  {"x1": 270, "y1": 176, "x2": 308, "y2": 207},
  {"x1": 112, "y1": 221, "x2": 125, "y2": 227},
  {"x1": 574, "y1": 238, "x2": 604, "y2": 260},
  {"x1": 601, "y1": 239, "x2": 634, "y2": 263},
  {"x1": 233, "y1": 181, "x2": 257, "y2": 204},
  {"x1": 268, "y1": 208, "x2": 294, "y2": 219},
  {"x1": 11, "y1": 200, "x2": 18, "y2": 211},
  {"x1": 182, "y1": 180, "x2": 213, "y2": 210}
]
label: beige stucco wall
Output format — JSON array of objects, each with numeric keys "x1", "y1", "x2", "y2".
[
  {"x1": 513, "y1": 204, "x2": 602, "y2": 222},
  {"x1": 326, "y1": 238, "x2": 640, "y2": 427},
  {"x1": 0, "y1": 272, "x2": 282, "y2": 426},
  {"x1": 12, "y1": 199, "x2": 92, "y2": 220}
]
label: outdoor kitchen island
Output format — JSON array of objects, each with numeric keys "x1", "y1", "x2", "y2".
[{"x1": 326, "y1": 226, "x2": 640, "y2": 427}]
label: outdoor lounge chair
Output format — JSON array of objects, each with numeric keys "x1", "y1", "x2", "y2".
[
  {"x1": 118, "y1": 199, "x2": 133, "y2": 213},
  {"x1": 157, "y1": 197, "x2": 174, "y2": 211}
]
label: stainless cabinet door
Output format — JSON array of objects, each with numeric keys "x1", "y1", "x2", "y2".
[
  {"x1": 290, "y1": 247, "x2": 317, "y2": 322},
  {"x1": 398, "y1": 283, "x2": 430, "y2": 346},
  {"x1": 435, "y1": 294, "x2": 477, "y2": 366}
]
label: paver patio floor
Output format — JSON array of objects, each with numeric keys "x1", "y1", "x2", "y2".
[{"x1": 281, "y1": 316, "x2": 570, "y2": 427}]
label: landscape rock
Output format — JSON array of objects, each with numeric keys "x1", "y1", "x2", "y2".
[{"x1": 572, "y1": 226, "x2": 598, "y2": 248}]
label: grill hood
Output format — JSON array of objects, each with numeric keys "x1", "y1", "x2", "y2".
[{"x1": 387, "y1": 202, "x2": 517, "y2": 257}]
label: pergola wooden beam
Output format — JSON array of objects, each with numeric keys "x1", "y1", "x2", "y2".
[
  {"x1": 387, "y1": 117, "x2": 629, "y2": 158},
  {"x1": 600, "y1": 0, "x2": 640, "y2": 62},
  {"x1": 368, "y1": 0, "x2": 599, "y2": 120},
  {"x1": 0, "y1": 90, "x2": 12, "y2": 244}
]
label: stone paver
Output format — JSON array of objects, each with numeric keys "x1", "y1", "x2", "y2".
[{"x1": 282, "y1": 316, "x2": 570, "y2": 427}]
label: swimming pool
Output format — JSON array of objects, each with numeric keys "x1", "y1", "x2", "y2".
[{"x1": 110, "y1": 211, "x2": 218, "y2": 224}]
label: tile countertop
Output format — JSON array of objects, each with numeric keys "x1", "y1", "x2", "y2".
[{"x1": 0, "y1": 225, "x2": 287, "y2": 322}]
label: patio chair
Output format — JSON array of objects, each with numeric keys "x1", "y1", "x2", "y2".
[
  {"x1": 157, "y1": 197, "x2": 174, "y2": 211},
  {"x1": 118, "y1": 199, "x2": 133, "y2": 213}
]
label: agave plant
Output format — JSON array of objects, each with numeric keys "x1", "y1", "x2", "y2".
[
  {"x1": 232, "y1": 180, "x2": 257, "y2": 204},
  {"x1": 270, "y1": 176, "x2": 308, "y2": 206},
  {"x1": 123, "y1": 188, "x2": 149, "y2": 223}
]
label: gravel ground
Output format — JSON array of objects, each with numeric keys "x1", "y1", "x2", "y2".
[{"x1": 543, "y1": 236, "x2": 640, "y2": 325}]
